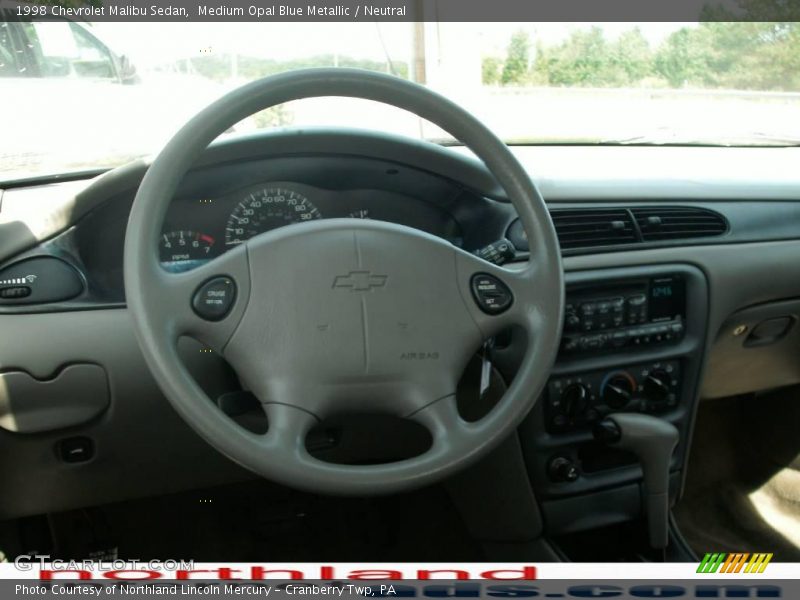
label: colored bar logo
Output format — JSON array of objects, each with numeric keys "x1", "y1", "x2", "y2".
[{"x1": 697, "y1": 552, "x2": 773, "y2": 574}]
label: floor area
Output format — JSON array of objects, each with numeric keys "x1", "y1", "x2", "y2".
[
  {"x1": 3, "y1": 481, "x2": 482, "y2": 562},
  {"x1": 674, "y1": 386, "x2": 800, "y2": 561}
]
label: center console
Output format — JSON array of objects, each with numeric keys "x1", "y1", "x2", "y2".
[{"x1": 516, "y1": 264, "x2": 708, "y2": 537}]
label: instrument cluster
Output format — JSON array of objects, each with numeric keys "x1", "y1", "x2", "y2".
[{"x1": 159, "y1": 182, "x2": 464, "y2": 272}]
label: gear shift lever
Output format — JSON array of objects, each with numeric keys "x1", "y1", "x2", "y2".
[{"x1": 593, "y1": 413, "x2": 679, "y2": 550}]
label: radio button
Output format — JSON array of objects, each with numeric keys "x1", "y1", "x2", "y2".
[
  {"x1": 611, "y1": 331, "x2": 628, "y2": 348},
  {"x1": 627, "y1": 294, "x2": 646, "y2": 306},
  {"x1": 626, "y1": 294, "x2": 648, "y2": 324},
  {"x1": 579, "y1": 334, "x2": 607, "y2": 350},
  {"x1": 597, "y1": 315, "x2": 613, "y2": 330},
  {"x1": 561, "y1": 336, "x2": 579, "y2": 353},
  {"x1": 565, "y1": 313, "x2": 581, "y2": 331},
  {"x1": 628, "y1": 313, "x2": 647, "y2": 325}
]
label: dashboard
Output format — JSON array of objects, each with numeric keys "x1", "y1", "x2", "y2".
[
  {"x1": 1, "y1": 129, "x2": 800, "y2": 529},
  {"x1": 24, "y1": 140, "x2": 517, "y2": 306}
]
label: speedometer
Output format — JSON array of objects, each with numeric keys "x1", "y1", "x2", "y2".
[{"x1": 225, "y1": 187, "x2": 321, "y2": 245}]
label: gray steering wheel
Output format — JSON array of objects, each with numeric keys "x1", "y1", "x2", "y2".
[{"x1": 124, "y1": 68, "x2": 564, "y2": 495}]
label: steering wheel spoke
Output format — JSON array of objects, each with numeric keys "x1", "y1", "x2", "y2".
[
  {"x1": 151, "y1": 243, "x2": 251, "y2": 353},
  {"x1": 408, "y1": 394, "x2": 469, "y2": 444},
  {"x1": 259, "y1": 402, "x2": 319, "y2": 455},
  {"x1": 455, "y1": 249, "x2": 550, "y2": 340}
]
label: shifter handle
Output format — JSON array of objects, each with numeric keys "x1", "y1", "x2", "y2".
[{"x1": 593, "y1": 413, "x2": 679, "y2": 549}]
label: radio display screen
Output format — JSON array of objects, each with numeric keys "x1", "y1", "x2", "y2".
[{"x1": 649, "y1": 276, "x2": 685, "y2": 322}]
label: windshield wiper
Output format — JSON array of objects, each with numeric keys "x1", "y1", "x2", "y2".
[{"x1": 598, "y1": 129, "x2": 800, "y2": 147}]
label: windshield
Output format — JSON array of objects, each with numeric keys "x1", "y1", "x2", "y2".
[{"x1": 1, "y1": 21, "x2": 799, "y2": 181}]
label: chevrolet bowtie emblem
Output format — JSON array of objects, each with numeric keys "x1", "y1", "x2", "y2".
[{"x1": 333, "y1": 271, "x2": 388, "y2": 292}]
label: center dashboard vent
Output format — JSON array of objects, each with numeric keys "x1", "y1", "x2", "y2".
[
  {"x1": 549, "y1": 208, "x2": 638, "y2": 250},
  {"x1": 631, "y1": 207, "x2": 728, "y2": 241},
  {"x1": 510, "y1": 206, "x2": 729, "y2": 252}
]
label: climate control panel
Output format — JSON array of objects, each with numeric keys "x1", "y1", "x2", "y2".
[{"x1": 545, "y1": 360, "x2": 681, "y2": 433}]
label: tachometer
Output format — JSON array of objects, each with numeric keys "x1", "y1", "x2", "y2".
[
  {"x1": 225, "y1": 187, "x2": 321, "y2": 245},
  {"x1": 159, "y1": 230, "x2": 215, "y2": 263}
]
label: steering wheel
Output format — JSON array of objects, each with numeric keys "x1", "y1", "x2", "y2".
[{"x1": 124, "y1": 68, "x2": 564, "y2": 495}]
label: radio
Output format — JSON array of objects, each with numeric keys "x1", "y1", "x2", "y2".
[{"x1": 560, "y1": 275, "x2": 686, "y2": 356}]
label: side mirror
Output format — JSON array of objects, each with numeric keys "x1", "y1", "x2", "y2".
[{"x1": 119, "y1": 54, "x2": 140, "y2": 85}]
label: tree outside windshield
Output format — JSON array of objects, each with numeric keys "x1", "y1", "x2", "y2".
[{"x1": 1, "y1": 21, "x2": 799, "y2": 180}]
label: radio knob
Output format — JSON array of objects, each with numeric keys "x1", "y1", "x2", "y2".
[
  {"x1": 644, "y1": 369, "x2": 672, "y2": 404},
  {"x1": 602, "y1": 372, "x2": 635, "y2": 409},
  {"x1": 565, "y1": 313, "x2": 581, "y2": 332}
]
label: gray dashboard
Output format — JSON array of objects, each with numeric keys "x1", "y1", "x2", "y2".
[
  {"x1": 1, "y1": 129, "x2": 799, "y2": 524},
  {"x1": 1, "y1": 130, "x2": 799, "y2": 312}
]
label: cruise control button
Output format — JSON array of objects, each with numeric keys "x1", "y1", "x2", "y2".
[
  {"x1": 470, "y1": 273, "x2": 513, "y2": 315},
  {"x1": 192, "y1": 277, "x2": 237, "y2": 321}
]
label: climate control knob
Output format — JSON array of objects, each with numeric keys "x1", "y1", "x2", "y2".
[
  {"x1": 644, "y1": 369, "x2": 672, "y2": 404},
  {"x1": 561, "y1": 383, "x2": 590, "y2": 419},
  {"x1": 602, "y1": 372, "x2": 636, "y2": 409}
]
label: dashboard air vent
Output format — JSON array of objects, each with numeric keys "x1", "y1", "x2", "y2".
[
  {"x1": 631, "y1": 207, "x2": 728, "y2": 241},
  {"x1": 549, "y1": 208, "x2": 638, "y2": 250}
]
